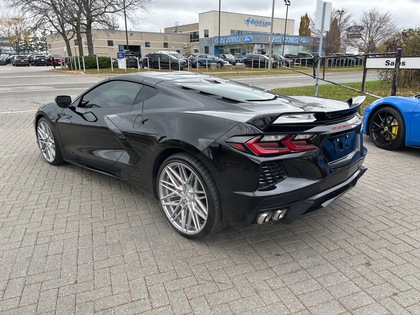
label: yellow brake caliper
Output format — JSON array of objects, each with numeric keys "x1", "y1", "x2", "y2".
[{"x1": 391, "y1": 121, "x2": 399, "y2": 140}]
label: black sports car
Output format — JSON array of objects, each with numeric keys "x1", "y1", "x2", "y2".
[{"x1": 34, "y1": 72, "x2": 367, "y2": 239}]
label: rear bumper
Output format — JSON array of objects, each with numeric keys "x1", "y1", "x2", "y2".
[{"x1": 221, "y1": 158, "x2": 366, "y2": 226}]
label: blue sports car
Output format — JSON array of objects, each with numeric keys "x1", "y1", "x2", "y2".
[{"x1": 363, "y1": 95, "x2": 420, "y2": 150}]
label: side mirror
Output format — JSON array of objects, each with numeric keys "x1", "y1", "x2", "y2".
[{"x1": 55, "y1": 95, "x2": 72, "y2": 108}]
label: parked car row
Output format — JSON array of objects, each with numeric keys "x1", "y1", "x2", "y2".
[
  {"x1": 283, "y1": 52, "x2": 364, "y2": 67},
  {"x1": 0, "y1": 53, "x2": 64, "y2": 67},
  {"x1": 113, "y1": 52, "x2": 230, "y2": 70},
  {"x1": 113, "y1": 52, "x2": 297, "y2": 70}
]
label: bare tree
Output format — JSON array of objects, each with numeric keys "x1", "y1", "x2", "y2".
[
  {"x1": 0, "y1": 16, "x2": 31, "y2": 54},
  {"x1": 5, "y1": 0, "x2": 76, "y2": 56},
  {"x1": 350, "y1": 8, "x2": 397, "y2": 54},
  {"x1": 6, "y1": 0, "x2": 151, "y2": 56},
  {"x1": 310, "y1": 8, "x2": 351, "y2": 53}
]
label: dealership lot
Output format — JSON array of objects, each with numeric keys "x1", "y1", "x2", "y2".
[{"x1": 1, "y1": 67, "x2": 419, "y2": 314}]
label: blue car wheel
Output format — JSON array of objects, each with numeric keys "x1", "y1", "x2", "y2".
[{"x1": 368, "y1": 106, "x2": 405, "y2": 150}]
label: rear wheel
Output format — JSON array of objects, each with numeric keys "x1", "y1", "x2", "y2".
[
  {"x1": 36, "y1": 117, "x2": 65, "y2": 165},
  {"x1": 157, "y1": 153, "x2": 222, "y2": 239},
  {"x1": 217, "y1": 62, "x2": 223, "y2": 68},
  {"x1": 369, "y1": 106, "x2": 405, "y2": 150}
]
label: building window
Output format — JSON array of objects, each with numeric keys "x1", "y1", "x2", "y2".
[
  {"x1": 145, "y1": 42, "x2": 151, "y2": 47},
  {"x1": 163, "y1": 42, "x2": 168, "y2": 48},
  {"x1": 190, "y1": 31, "x2": 199, "y2": 42},
  {"x1": 107, "y1": 40, "x2": 114, "y2": 47},
  {"x1": 204, "y1": 29, "x2": 209, "y2": 38},
  {"x1": 204, "y1": 46, "x2": 209, "y2": 54}
]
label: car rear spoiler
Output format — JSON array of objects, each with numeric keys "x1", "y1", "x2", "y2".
[{"x1": 247, "y1": 96, "x2": 365, "y2": 131}]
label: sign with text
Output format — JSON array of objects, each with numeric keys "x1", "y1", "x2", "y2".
[{"x1": 366, "y1": 57, "x2": 420, "y2": 69}]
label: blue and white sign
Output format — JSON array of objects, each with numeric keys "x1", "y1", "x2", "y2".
[
  {"x1": 213, "y1": 34, "x2": 313, "y2": 46},
  {"x1": 272, "y1": 36, "x2": 312, "y2": 45},
  {"x1": 244, "y1": 17, "x2": 271, "y2": 27},
  {"x1": 214, "y1": 35, "x2": 254, "y2": 45},
  {"x1": 117, "y1": 52, "x2": 126, "y2": 59}
]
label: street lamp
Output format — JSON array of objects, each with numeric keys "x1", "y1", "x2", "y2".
[
  {"x1": 282, "y1": 0, "x2": 291, "y2": 56},
  {"x1": 337, "y1": 9, "x2": 344, "y2": 27},
  {"x1": 218, "y1": 0, "x2": 221, "y2": 57},
  {"x1": 268, "y1": 0, "x2": 275, "y2": 71},
  {"x1": 123, "y1": 0, "x2": 129, "y2": 54},
  {"x1": 337, "y1": 10, "x2": 344, "y2": 51}
]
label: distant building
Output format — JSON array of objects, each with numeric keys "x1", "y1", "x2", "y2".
[
  {"x1": 47, "y1": 10, "x2": 317, "y2": 58},
  {"x1": 47, "y1": 29, "x2": 194, "y2": 58}
]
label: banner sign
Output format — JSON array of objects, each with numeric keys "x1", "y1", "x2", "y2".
[{"x1": 366, "y1": 57, "x2": 420, "y2": 69}]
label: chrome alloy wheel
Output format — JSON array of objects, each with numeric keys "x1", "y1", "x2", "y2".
[
  {"x1": 37, "y1": 120, "x2": 56, "y2": 163},
  {"x1": 158, "y1": 161, "x2": 209, "y2": 235}
]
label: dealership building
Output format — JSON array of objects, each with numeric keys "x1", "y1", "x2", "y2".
[{"x1": 47, "y1": 10, "x2": 318, "y2": 58}]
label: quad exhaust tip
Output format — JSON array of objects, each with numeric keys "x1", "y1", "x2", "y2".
[{"x1": 256, "y1": 209, "x2": 287, "y2": 224}]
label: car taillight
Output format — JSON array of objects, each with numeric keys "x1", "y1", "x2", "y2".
[{"x1": 227, "y1": 134, "x2": 316, "y2": 156}]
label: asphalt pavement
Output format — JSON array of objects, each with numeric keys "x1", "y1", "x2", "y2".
[{"x1": 0, "y1": 65, "x2": 419, "y2": 314}]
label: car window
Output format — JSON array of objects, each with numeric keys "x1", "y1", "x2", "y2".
[
  {"x1": 79, "y1": 81, "x2": 143, "y2": 108},
  {"x1": 134, "y1": 85, "x2": 159, "y2": 104}
]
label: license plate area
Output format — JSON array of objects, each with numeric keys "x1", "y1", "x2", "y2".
[{"x1": 322, "y1": 131, "x2": 356, "y2": 162}]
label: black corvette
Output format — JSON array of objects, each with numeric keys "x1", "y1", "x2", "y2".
[{"x1": 35, "y1": 72, "x2": 367, "y2": 238}]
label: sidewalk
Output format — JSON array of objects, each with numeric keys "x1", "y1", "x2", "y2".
[{"x1": 1, "y1": 110, "x2": 419, "y2": 314}]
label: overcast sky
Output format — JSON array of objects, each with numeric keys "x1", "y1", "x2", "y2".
[
  {"x1": 0, "y1": 0, "x2": 418, "y2": 34},
  {"x1": 130, "y1": 0, "x2": 420, "y2": 33}
]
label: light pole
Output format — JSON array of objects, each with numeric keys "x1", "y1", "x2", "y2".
[
  {"x1": 123, "y1": 0, "x2": 129, "y2": 54},
  {"x1": 218, "y1": 0, "x2": 221, "y2": 57},
  {"x1": 282, "y1": 0, "x2": 291, "y2": 56},
  {"x1": 337, "y1": 9, "x2": 344, "y2": 50},
  {"x1": 268, "y1": 0, "x2": 275, "y2": 71}
]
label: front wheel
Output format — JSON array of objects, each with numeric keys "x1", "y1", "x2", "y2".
[
  {"x1": 369, "y1": 106, "x2": 405, "y2": 150},
  {"x1": 36, "y1": 117, "x2": 65, "y2": 165},
  {"x1": 157, "y1": 153, "x2": 222, "y2": 239}
]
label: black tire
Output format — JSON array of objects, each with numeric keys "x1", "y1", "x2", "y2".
[
  {"x1": 217, "y1": 62, "x2": 223, "y2": 68},
  {"x1": 245, "y1": 62, "x2": 252, "y2": 68},
  {"x1": 157, "y1": 153, "x2": 222, "y2": 239},
  {"x1": 368, "y1": 106, "x2": 405, "y2": 150},
  {"x1": 196, "y1": 62, "x2": 202, "y2": 68},
  {"x1": 36, "y1": 117, "x2": 65, "y2": 165}
]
